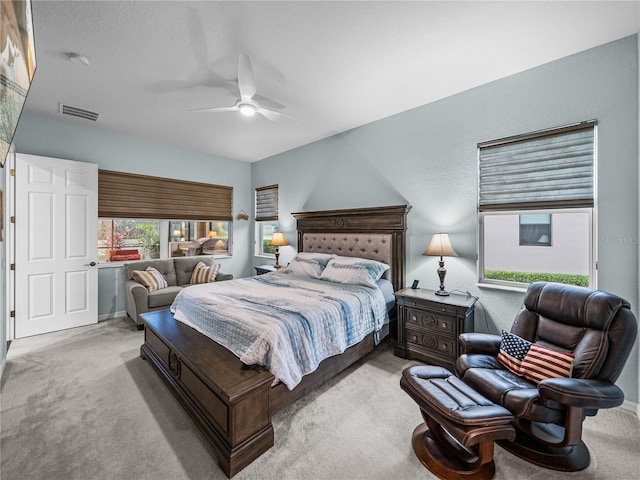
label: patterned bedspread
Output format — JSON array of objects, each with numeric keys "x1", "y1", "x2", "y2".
[{"x1": 170, "y1": 271, "x2": 388, "y2": 390}]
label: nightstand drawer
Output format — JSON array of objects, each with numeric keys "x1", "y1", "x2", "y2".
[
  {"x1": 406, "y1": 327, "x2": 456, "y2": 359},
  {"x1": 406, "y1": 308, "x2": 455, "y2": 336}
]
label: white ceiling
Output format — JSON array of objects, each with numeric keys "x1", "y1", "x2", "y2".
[{"x1": 23, "y1": 1, "x2": 640, "y2": 163}]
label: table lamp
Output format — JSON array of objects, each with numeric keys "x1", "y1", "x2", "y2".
[
  {"x1": 423, "y1": 233, "x2": 458, "y2": 296},
  {"x1": 269, "y1": 232, "x2": 288, "y2": 268}
]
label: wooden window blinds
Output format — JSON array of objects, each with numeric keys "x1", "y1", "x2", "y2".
[
  {"x1": 98, "y1": 170, "x2": 233, "y2": 220},
  {"x1": 255, "y1": 184, "x2": 279, "y2": 221},
  {"x1": 478, "y1": 121, "x2": 596, "y2": 211}
]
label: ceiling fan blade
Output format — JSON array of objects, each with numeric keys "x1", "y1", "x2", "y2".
[
  {"x1": 188, "y1": 105, "x2": 238, "y2": 113},
  {"x1": 238, "y1": 53, "x2": 257, "y2": 101},
  {"x1": 256, "y1": 105, "x2": 296, "y2": 122}
]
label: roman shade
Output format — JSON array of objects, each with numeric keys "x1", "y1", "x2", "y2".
[
  {"x1": 255, "y1": 184, "x2": 279, "y2": 221},
  {"x1": 478, "y1": 121, "x2": 596, "y2": 211},
  {"x1": 98, "y1": 170, "x2": 232, "y2": 220}
]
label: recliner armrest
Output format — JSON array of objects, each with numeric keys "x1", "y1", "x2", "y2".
[
  {"x1": 458, "y1": 333, "x2": 501, "y2": 356},
  {"x1": 538, "y1": 377, "x2": 625, "y2": 410}
]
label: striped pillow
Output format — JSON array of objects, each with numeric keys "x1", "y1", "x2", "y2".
[
  {"x1": 131, "y1": 267, "x2": 168, "y2": 292},
  {"x1": 285, "y1": 252, "x2": 335, "y2": 278},
  {"x1": 320, "y1": 255, "x2": 390, "y2": 287},
  {"x1": 190, "y1": 261, "x2": 220, "y2": 284},
  {"x1": 521, "y1": 343, "x2": 574, "y2": 383}
]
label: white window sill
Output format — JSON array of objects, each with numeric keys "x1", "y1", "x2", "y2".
[{"x1": 477, "y1": 281, "x2": 528, "y2": 294}]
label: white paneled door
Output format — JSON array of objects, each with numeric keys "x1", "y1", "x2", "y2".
[{"x1": 15, "y1": 154, "x2": 98, "y2": 338}]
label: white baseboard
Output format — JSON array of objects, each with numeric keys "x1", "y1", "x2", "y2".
[
  {"x1": 98, "y1": 311, "x2": 127, "y2": 322},
  {"x1": 619, "y1": 399, "x2": 639, "y2": 417}
]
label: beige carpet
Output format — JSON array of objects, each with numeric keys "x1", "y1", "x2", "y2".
[{"x1": 1, "y1": 316, "x2": 639, "y2": 480}]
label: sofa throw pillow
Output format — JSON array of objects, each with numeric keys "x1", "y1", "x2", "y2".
[
  {"x1": 497, "y1": 330, "x2": 532, "y2": 376},
  {"x1": 190, "y1": 261, "x2": 220, "y2": 284},
  {"x1": 132, "y1": 267, "x2": 168, "y2": 292},
  {"x1": 320, "y1": 255, "x2": 390, "y2": 288},
  {"x1": 520, "y1": 343, "x2": 574, "y2": 384},
  {"x1": 285, "y1": 252, "x2": 335, "y2": 278}
]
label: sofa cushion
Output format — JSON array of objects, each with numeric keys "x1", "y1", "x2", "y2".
[
  {"x1": 174, "y1": 256, "x2": 215, "y2": 285},
  {"x1": 460, "y1": 365, "x2": 563, "y2": 423},
  {"x1": 131, "y1": 267, "x2": 168, "y2": 292},
  {"x1": 148, "y1": 286, "x2": 183, "y2": 308},
  {"x1": 125, "y1": 259, "x2": 178, "y2": 286},
  {"x1": 190, "y1": 261, "x2": 220, "y2": 284}
]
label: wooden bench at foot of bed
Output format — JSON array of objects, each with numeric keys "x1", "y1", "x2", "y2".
[
  {"x1": 140, "y1": 309, "x2": 275, "y2": 478},
  {"x1": 140, "y1": 308, "x2": 390, "y2": 477}
]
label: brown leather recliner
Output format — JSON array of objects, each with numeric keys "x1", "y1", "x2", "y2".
[{"x1": 455, "y1": 281, "x2": 638, "y2": 471}]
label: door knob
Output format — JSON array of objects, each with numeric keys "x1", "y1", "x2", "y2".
[{"x1": 85, "y1": 261, "x2": 97, "y2": 267}]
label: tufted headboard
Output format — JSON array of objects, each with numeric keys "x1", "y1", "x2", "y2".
[{"x1": 292, "y1": 205, "x2": 409, "y2": 291}]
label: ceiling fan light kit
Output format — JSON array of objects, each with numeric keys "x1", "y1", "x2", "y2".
[
  {"x1": 239, "y1": 103, "x2": 257, "y2": 117},
  {"x1": 189, "y1": 53, "x2": 294, "y2": 122}
]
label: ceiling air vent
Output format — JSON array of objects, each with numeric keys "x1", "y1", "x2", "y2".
[{"x1": 58, "y1": 103, "x2": 99, "y2": 122}]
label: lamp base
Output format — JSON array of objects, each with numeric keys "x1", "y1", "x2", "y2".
[{"x1": 436, "y1": 260, "x2": 449, "y2": 296}]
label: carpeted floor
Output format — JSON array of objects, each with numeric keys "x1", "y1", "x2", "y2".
[{"x1": 1, "y1": 316, "x2": 639, "y2": 480}]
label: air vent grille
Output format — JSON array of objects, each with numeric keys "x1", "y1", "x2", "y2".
[{"x1": 58, "y1": 103, "x2": 99, "y2": 122}]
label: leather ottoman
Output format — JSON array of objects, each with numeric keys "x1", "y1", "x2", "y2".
[{"x1": 400, "y1": 365, "x2": 515, "y2": 479}]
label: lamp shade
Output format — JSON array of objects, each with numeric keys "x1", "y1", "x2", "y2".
[
  {"x1": 423, "y1": 233, "x2": 458, "y2": 258},
  {"x1": 269, "y1": 232, "x2": 288, "y2": 247},
  {"x1": 208, "y1": 230, "x2": 217, "y2": 238}
]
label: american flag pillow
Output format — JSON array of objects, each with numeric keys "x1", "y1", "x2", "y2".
[
  {"x1": 497, "y1": 330, "x2": 532, "y2": 376},
  {"x1": 521, "y1": 343, "x2": 574, "y2": 383}
]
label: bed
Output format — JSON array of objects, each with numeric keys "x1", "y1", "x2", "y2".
[{"x1": 139, "y1": 205, "x2": 409, "y2": 477}]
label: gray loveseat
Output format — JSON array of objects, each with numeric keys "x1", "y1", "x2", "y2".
[{"x1": 124, "y1": 255, "x2": 233, "y2": 329}]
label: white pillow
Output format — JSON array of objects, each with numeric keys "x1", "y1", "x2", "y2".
[
  {"x1": 320, "y1": 255, "x2": 390, "y2": 287},
  {"x1": 285, "y1": 252, "x2": 335, "y2": 278}
]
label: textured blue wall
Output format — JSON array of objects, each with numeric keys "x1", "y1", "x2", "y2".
[{"x1": 252, "y1": 36, "x2": 639, "y2": 402}]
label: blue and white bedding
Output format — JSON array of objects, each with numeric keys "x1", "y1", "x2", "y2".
[{"x1": 171, "y1": 271, "x2": 389, "y2": 390}]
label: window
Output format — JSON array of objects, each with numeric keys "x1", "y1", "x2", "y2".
[
  {"x1": 519, "y1": 214, "x2": 551, "y2": 246},
  {"x1": 255, "y1": 184, "x2": 279, "y2": 256},
  {"x1": 98, "y1": 219, "x2": 161, "y2": 263},
  {"x1": 478, "y1": 121, "x2": 596, "y2": 289},
  {"x1": 168, "y1": 220, "x2": 231, "y2": 258},
  {"x1": 98, "y1": 170, "x2": 234, "y2": 263},
  {"x1": 99, "y1": 219, "x2": 231, "y2": 263}
]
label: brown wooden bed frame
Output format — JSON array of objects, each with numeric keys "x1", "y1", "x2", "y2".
[{"x1": 140, "y1": 205, "x2": 409, "y2": 477}]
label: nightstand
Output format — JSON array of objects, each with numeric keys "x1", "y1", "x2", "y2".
[
  {"x1": 394, "y1": 288, "x2": 476, "y2": 371},
  {"x1": 254, "y1": 264, "x2": 278, "y2": 275}
]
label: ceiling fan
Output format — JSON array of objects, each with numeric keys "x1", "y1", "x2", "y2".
[{"x1": 190, "y1": 53, "x2": 294, "y2": 122}]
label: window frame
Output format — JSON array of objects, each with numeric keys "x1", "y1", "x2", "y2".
[
  {"x1": 257, "y1": 220, "x2": 279, "y2": 257},
  {"x1": 255, "y1": 184, "x2": 280, "y2": 257},
  {"x1": 519, "y1": 213, "x2": 552, "y2": 247},
  {"x1": 477, "y1": 121, "x2": 598, "y2": 291},
  {"x1": 99, "y1": 218, "x2": 232, "y2": 264}
]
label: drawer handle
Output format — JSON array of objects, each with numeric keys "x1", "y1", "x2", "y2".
[
  {"x1": 442, "y1": 322, "x2": 447, "y2": 328},
  {"x1": 441, "y1": 344, "x2": 448, "y2": 350},
  {"x1": 411, "y1": 335, "x2": 418, "y2": 342},
  {"x1": 168, "y1": 351, "x2": 181, "y2": 377},
  {"x1": 411, "y1": 315, "x2": 417, "y2": 322}
]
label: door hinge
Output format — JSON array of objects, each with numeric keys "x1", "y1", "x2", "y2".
[
  {"x1": 10, "y1": 216, "x2": 15, "y2": 224},
  {"x1": 10, "y1": 311, "x2": 15, "y2": 318},
  {"x1": 10, "y1": 263, "x2": 14, "y2": 271},
  {"x1": 10, "y1": 168, "x2": 15, "y2": 177}
]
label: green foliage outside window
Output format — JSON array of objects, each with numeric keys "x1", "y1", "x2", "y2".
[
  {"x1": 263, "y1": 240, "x2": 277, "y2": 254},
  {"x1": 484, "y1": 270, "x2": 588, "y2": 287}
]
